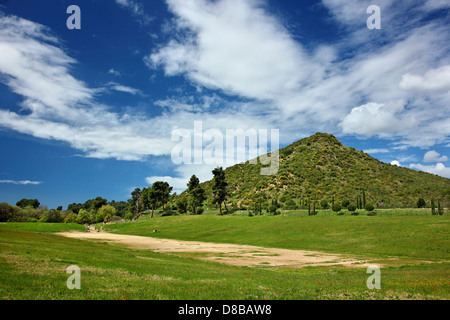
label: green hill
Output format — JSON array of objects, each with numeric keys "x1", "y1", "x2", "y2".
[{"x1": 192, "y1": 132, "x2": 449, "y2": 209}]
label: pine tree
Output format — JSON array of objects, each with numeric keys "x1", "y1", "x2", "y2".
[
  {"x1": 362, "y1": 189, "x2": 366, "y2": 208},
  {"x1": 212, "y1": 167, "x2": 228, "y2": 215},
  {"x1": 431, "y1": 198, "x2": 436, "y2": 215}
]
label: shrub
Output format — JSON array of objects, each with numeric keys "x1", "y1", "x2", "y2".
[
  {"x1": 341, "y1": 199, "x2": 350, "y2": 208},
  {"x1": 365, "y1": 204, "x2": 375, "y2": 212},
  {"x1": 268, "y1": 204, "x2": 278, "y2": 214},
  {"x1": 347, "y1": 204, "x2": 357, "y2": 212},
  {"x1": 332, "y1": 204, "x2": 342, "y2": 213},
  {"x1": 78, "y1": 209, "x2": 94, "y2": 224},
  {"x1": 64, "y1": 212, "x2": 78, "y2": 223},
  {"x1": 123, "y1": 212, "x2": 134, "y2": 221},
  {"x1": 97, "y1": 205, "x2": 116, "y2": 222},
  {"x1": 320, "y1": 200, "x2": 329, "y2": 210},
  {"x1": 417, "y1": 198, "x2": 426, "y2": 208},
  {"x1": 39, "y1": 209, "x2": 63, "y2": 223},
  {"x1": 0, "y1": 202, "x2": 15, "y2": 222}
]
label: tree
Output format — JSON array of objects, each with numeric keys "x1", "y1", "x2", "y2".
[
  {"x1": 437, "y1": 199, "x2": 443, "y2": 215},
  {"x1": 16, "y1": 198, "x2": 40, "y2": 209},
  {"x1": 211, "y1": 167, "x2": 228, "y2": 215},
  {"x1": 187, "y1": 175, "x2": 206, "y2": 215},
  {"x1": 0, "y1": 202, "x2": 15, "y2": 222},
  {"x1": 97, "y1": 204, "x2": 116, "y2": 222},
  {"x1": 131, "y1": 188, "x2": 142, "y2": 216},
  {"x1": 431, "y1": 198, "x2": 436, "y2": 215},
  {"x1": 362, "y1": 189, "x2": 366, "y2": 208},
  {"x1": 91, "y1": 197, "x2": 107, "y2": 211},
  {"x1": 39, "y1": 209, "x2": 63, "y2": 223},
  {"x1": 417, "y1": 198, "x2": 426, "y2": 208},
  {"x1": 77, "y1": 209, "x2": 94, "y2": 224},
  {"x1": 64, "y1": 212, "x2": 78, "y2": 223},
  {"x1": 152, "y1": 181, "x2": 173, "y2": 210},
  {"x1": 176, "y1": 197, "x2": 188, "y2": 214},
  {"x1": 67, "y1": 203, "x2": 82, "y2": 214}
]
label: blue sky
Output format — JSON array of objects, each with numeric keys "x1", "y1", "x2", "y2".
[{"x1": 0, "y1": 0, "x2": 449, "y2": 209}]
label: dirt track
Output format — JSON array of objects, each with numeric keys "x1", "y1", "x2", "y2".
[{"x1": 57, "y1": 230, "x2": 374, "y2": 268}]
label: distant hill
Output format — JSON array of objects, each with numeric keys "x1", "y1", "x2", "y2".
[{"x1": 185, "y1": 132, "x2": 450, "y2": 209}]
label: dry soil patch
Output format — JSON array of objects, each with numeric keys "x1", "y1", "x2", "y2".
[{"x1": 57, "y1": 231, "x2": 375, "y2": 268}]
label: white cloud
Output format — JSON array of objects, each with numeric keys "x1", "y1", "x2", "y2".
[
  {"x1": 108, "y1": 68, "x2": 121, "y2": 77},
  {"x1": 399, "y1": 65, "x2": 450, "y2": 93},
  {"x1": 390, "y1": 160, "x2": 401, "y2": 166},
  {"x1": 0, "y1": 180, "x2": 42, "y2": 185},
  {"x1": 409, "y1": 163, "x2": 450, "y2": 178},
  {"x1": 364, "y1": 148, "x2": 390, "y2": 154},
  {"x1": 423, "y1": 150, "x2": 448, "y2": 163},
  {"x1": 148, "y1": 0, "x2": 320, "y2": 101},
  {"x1": 115, "y1": 0, "x2": 153, "y2": 25},
  {"x1": 107, "y1": 81, "x2": 144, "y2": 96},
  {"x1": 339, "y1": 100, "x2": 415, "y2": 137}
]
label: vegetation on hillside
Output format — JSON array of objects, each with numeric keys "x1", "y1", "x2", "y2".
[{"x1": 195, "y1": 133, "x2": 449, "y2": 210}]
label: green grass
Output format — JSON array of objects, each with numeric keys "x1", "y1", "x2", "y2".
[
  {"x1": 105, "y1": 211, "x2": 449, "y2": 261},
  {"x1": 0, "y1": 213, "x2": 449, "y2": 300}
]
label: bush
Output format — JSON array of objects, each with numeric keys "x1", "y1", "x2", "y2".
[
  {"x1": 416, "y1": 198, "x2": 426, "y2": 208},
  {"x1": 341, "y1": 199, "x2": 350, "y2": 208},
  {"x1": 332, "y1": 204, "x2": 342, "y2": 213},
  {"x1": 123, "y1": 212, "x2": 134, "y2": 221},
  {"x1": 347, "y1": 204, "x2": 357, "y2": 212},
  {"x1": 0, "y1": 202, "x2": 15, "y2": 222},
  {"x1": 78, "y1": 209, "x2": 94, "y2": 224},
  {"x1": 320, "y1": 200, "x2": 329, "y2": 210},
  {"x1": 39, "y1": 209, "x2": 63, "y2": 223},
  {"x1": 268, "y1": 205, "x2": 278, "y2": 214},
  {"x1": 365, "y1": 204, "x2": 375, "y2": 212},
  {"x1": 98, "y1": 205, "x2": 116, "y2": 222},
  {"x1": 64, "y1": 212, "x2": 78, "y2": 223},
  {"x1": 176, "y1": 197, "x2": 187, "y2": 214}
]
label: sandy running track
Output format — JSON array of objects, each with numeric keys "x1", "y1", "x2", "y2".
[{"x1": 57, "y1": 231, "x2": 374, "y2": 268}]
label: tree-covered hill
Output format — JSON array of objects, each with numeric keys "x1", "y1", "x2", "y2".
[{"x1": 194, "y1": 132, "x2": 449, "y2": 209}]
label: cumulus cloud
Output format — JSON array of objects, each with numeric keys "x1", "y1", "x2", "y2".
[
  {"x1": 423, "y1": 150, "x2": 448, "y2": 163},
  {"x1": 409, "y1": 163, "x2": 450, "y2": 178},
  {"x1": 339, "y1": 100, "x2": 415, "y2": 137},
  {"x1": 148, "y1": 0, "x2": 318, "y2": 101},
  {"x1": 399, "y1": 65, "x2": 450, "y2": 93},
  {"x1": 390, "y1": 160, "x2": 402, "y2": 166}
]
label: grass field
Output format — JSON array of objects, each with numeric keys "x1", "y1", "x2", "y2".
[{"x1": 0, "y1": 210, "x2": 449, "y2": 300}]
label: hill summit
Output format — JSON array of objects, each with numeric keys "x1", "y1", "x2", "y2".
[{"x1": 197, "y1": 132, "x2": 449, "y2": 209}]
